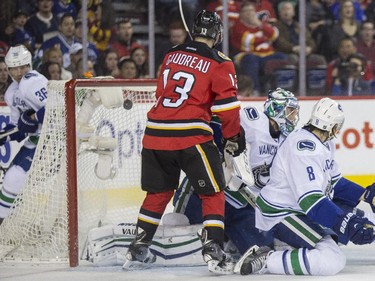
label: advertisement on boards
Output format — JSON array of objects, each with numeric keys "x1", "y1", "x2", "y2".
[{"x1": 0, "y1": 98, "x2": 373, "y2": 186}]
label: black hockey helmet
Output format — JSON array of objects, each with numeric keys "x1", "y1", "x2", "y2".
[{"x1": 192, "y1": 10, "x2": 223, "y2": 46}]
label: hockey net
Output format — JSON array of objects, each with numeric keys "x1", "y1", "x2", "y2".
[{"x1": 0, "y1": 78, "x2": 157, "y2": 266}]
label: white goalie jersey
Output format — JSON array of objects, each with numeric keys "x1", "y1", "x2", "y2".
[
  {"x1": 224, "y1": 106, "x2": 285, "y2": 208},
  {"x1": 241, "y1": 106, "x2": 285, "y2": 192}
]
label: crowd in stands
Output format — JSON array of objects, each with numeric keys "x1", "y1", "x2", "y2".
[{"x1": 0, "y1": 0, "x2": 375, "y2": 98}]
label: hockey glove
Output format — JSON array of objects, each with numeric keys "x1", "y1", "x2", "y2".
[
  {"x1": 333, "y1": 212, "x2": 375, "y2": 245},
  {"x1": 363, "y1": 183, "x2": 375, "y2": 212},
  {"x1": 223, "y1": 126, "x2": 246, "y2": 157},
  {"x1": 18, "y1": 109, "x2": 39, "y2": 134}
]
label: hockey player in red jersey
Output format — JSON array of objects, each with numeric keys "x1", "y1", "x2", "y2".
[{"x1": 123, "y1": 10, "x2": 245, "y2": 274}]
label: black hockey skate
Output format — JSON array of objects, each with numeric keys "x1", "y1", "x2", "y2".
[
  {"x1": 122, "y1": 228, "x2": 156, "y2": 270},
  {"x1": 198, "y1": 228, "x2": 235, "y2": 275},
  {"x1": 234, "y1": 245, "x2": 273, "y2": 275}
]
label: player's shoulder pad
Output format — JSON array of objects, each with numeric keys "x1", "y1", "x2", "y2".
[
  {"x1": 243, "y1": 106, "x2": 260, "y2": 120},
  {"x1": 297, "y1": 140, "x2": 316, "y2": 151},
  {"x1": 211, "y1": 49, "x2": 232, "y2": 63},
  {"x1": 217, "y1": 51, "x2": 231, "y2": 61}
]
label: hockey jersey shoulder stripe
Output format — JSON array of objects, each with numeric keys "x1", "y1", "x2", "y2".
[
  {"x1": 211, "y1": 100, "x2": 241, "y2": 113},
  {"x1": 213, "y1": 96, "x2": 239, "y2": 105}
]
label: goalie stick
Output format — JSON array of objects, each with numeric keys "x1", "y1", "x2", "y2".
[
  {"x1": 0, "y1": 127, "x2": 19, "y2": 139},
  {"x1": 238, "y1": 185, "x2": 257, "y2": 209},
  {"x1": 223, "y1": 144, "x2": 257, "y2": 208}
]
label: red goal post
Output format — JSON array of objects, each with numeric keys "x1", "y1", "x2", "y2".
[
  {"x1": 0, "y1": 78, "x2": 157, "y2": 267},
  {"x1": 65, "y1": 79, "x2": 157, "y2": 266}
]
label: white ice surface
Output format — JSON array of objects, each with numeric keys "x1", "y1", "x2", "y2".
[
  {"x1": 2, "y1": 202, "x2": 375, "y2": 281},
  {"x1": 2, "y1": 242, "x2": 375, "y2": 281}
]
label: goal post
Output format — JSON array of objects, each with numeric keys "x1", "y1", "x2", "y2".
[
  {"x1": 0, "y1": 78, "x2": 157, "y2": 267},
  {"x1": 65, "y1": 78, "x2": 157, "y2": 267}
]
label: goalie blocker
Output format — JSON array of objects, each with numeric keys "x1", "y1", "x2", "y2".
[{"x1": 83, "y1": 213, "x2": 205, "y2": 267}]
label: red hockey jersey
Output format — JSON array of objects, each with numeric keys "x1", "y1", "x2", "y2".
[
  {"x1": 230, "y1": 20, "x2": 278, "y2": 57},
  {"x1": 143, "y1": 41, "x2": 241, "y2": 150}
]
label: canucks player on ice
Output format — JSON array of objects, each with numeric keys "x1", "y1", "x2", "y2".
[
  {"x1": 235, "y1": 97, "x2": 375, "y2": 276},
  {"x1": 0, "y1": 45, "x2": 47, "y2": 225},
  {"x1": 174, "y1": 88, "x2": 300, "y2": 256}
]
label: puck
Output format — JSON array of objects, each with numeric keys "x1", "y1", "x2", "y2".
[{"x1": 123, "y1": 99, "x2": 133, "y2": 110}]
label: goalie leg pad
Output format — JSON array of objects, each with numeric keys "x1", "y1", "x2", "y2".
[
  {"x1": 84, "y1": 222, "x2": 205, "y2": 267},
  {"x1": 161, "y1": 213, "x2": 190, "y2": 226}
]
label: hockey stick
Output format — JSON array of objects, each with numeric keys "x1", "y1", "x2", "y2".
[
  {"x1": 178, "y1": 0, "x2": 193, "y2": 40},
  {"x1": 0, "y1": 127, "x2": 19, "y2": 139},
  {"x1": 223, "y1": 144, "x2": 257, "y2": 208},
  {"x1": 238, "y1": 185, "x2": 257, "y2": 209},
  {"x1": 223, "y1": 144, "x2": 254, "y2": 188}
]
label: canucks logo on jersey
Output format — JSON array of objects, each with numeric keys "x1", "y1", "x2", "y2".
[
  {"x1": 252, "y1": 162, "x2": 271, "y2": 189},
  {"x1": 297, "y1": 140, "x2": 316, "y2": 151}
]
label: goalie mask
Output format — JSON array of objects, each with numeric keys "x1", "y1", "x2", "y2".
[
  {"x1": 192, "y1": 10, "x2": 223, "y2": 47},
  {"x1": 307, "y1": 97, "x2": 345, "y2": 141},
  {"x1": 264, "y1": 88, "x2": 299, "y2": 136}
]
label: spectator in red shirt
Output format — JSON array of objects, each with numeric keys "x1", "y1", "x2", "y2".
[
  {"x1": 251, "y1": 0, "x2": 277, "y2": 23},
  {"x1": 110, "y1": 18, "x2": 143, "y2": 59},
  {"x1": 230, "y1": 1, "x2": 287, "y2": 94},
  {"x1": 205, "y1": 0, "x2": 240, "y2": 29}
]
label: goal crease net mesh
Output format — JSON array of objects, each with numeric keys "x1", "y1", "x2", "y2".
[{"x1": 0, "y1": 79, "x2": 156, "y2": 264}]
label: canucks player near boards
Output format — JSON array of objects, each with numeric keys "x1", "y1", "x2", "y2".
[
  {"x1": 174, "y1": 88, "x2": 300, "y2": 257},
  {"x1": 0, "y1": 45, "x2": 47, "y2": 225},
  {"x1": 235, "y1": 97, "x2": 375, "y2": 276}
]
